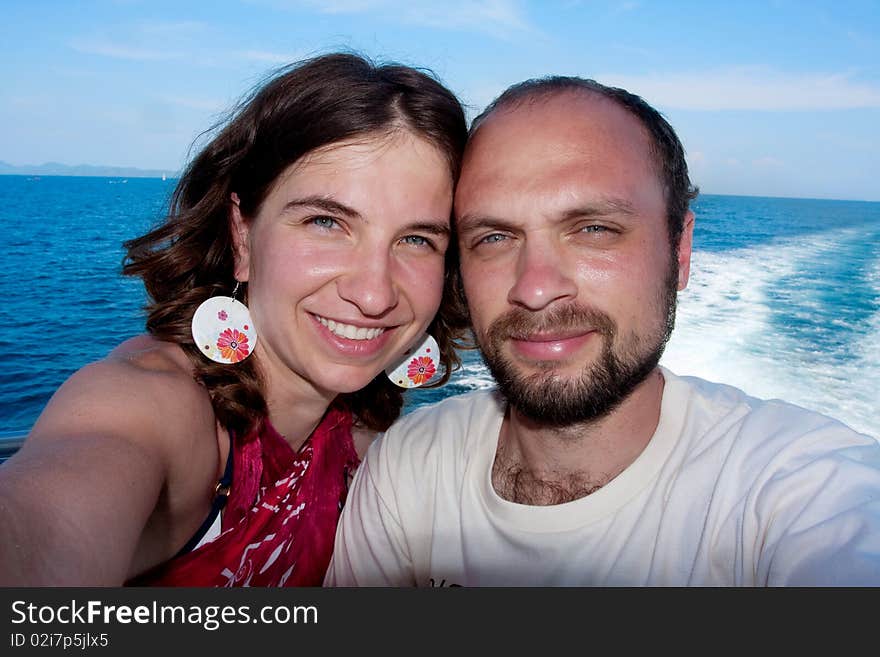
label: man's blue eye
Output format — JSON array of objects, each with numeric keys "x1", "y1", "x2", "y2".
[
  {"x1": 311, "y1": 216, "x2": 338, "y2": 229},
  {"x1": 581, "y1": 225, "x2": 616, "y2": 234},
  {"x1": 402, "y1": 235, "x2": 429, "y2": 246},
  {"x1": 480, "y1": 234, "x2": 506, "y2": 244}
]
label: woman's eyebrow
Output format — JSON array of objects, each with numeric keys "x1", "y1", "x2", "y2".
[
  {"x1": 281, "y1": 195, "x2": 362, "y2": 218},
  {"x1": 283, "y1": 196, "x2": 450, "y2": 236}
]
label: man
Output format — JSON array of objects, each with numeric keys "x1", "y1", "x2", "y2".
[{"x1": 326, "y1": 77, "x2": 880, "y2": 586}]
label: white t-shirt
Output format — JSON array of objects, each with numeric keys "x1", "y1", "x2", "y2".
[{"x1": 326, "y1": 369, "x2": 880, "y2": 586}]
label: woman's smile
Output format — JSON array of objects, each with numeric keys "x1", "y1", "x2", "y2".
[
  {"x1": 312, "y1": 313, "x2": 388, "y2": 340},
  {"x1": 309, "y1": 312, "x2": 398, "y2": 358}
]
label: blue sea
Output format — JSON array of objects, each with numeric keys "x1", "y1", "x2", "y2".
[{"x1": 1, "y1": 175, "x2": 878, "y2": 440}]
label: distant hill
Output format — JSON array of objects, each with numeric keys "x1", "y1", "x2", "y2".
[{"x1": 0, "y1": 161, "x2": 176, "y2": 179}]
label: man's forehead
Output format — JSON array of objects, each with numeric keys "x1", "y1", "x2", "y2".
[
  {"x1": 472, "y1": 90, "x2": 644, "y2": 145},
  {"x1": 457, "y1": 90, "x2": 660, "y2": 200},
  {"x1": 466, "y1": 96, "x2": 651, "y2": 181},
  {"x1": 455, "y1": 90, "x2": 666, "y2": 222}
]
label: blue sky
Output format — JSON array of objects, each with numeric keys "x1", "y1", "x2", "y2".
[{"x1": 2, "y1": 0, "x2": 878, "y2": 200}]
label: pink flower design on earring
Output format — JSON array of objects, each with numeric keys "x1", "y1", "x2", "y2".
[
  {"x1": 217, "y1": 310, "x2": 228, "y2": 321},
  {"x1": 217, "y1": 328, "x2": 250, "y2": 363},
  {"x1": 406, "y1": 356, "x2": 436, "y2": 386}
]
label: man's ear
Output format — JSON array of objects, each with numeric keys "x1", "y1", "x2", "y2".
[
  {"x1": 677, "y1": 210, "x2": 695, "y2": 291},
  {"x1": 230, "y1": 192, "x2": 251, "y2": 282}
]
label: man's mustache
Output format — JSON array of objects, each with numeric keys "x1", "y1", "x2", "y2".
[{"x1": 486, "y1": 303, "x2": 617, "y2": 341}]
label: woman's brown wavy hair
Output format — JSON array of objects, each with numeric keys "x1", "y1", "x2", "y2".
[{"x1": 123, "y1": 53, "x2": 470, "y2": 437}]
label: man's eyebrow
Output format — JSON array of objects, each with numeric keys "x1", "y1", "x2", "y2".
[
  {"x1": 281, "y1": 196, "x2": 362, "y2": 218},
  {"x1": 406, "y1": 221, "x2": 451, "y2": 237},
  {"x1": 561, "y1": 198, "x2": 638, "y2": 219},
  {"x1": 457, "y1": 198, "x2": 637, "y2": 233},
  {"x1": 456, "y1": 214, "x2": 514, "y2": 234}
]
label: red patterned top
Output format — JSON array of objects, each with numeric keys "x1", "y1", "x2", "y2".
[{"x1": 129, "y1": 406, "x2": 358, "y2": 586}]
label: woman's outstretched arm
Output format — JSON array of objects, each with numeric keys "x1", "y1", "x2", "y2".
[{"x1": 0, "y1": 358, "x2": 176, "y2": 585}]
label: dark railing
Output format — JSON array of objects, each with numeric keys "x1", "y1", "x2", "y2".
[{"x1": 0, "y1": 432, "x2": 25, "y2": 465}]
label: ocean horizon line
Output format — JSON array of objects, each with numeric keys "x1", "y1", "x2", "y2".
[{"x1": 2, "y1": 171, "x2": 878, "y2": 205}]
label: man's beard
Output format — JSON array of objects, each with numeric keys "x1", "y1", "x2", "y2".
[{"x1": 475, "y1": 260, "x2": 679, "y2": 428}]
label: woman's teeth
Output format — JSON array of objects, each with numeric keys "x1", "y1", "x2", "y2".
[{"x1": 315, "y1": 315, "x2": 386, "y2": 340}]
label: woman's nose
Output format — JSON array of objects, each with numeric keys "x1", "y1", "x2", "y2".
[{"x1": 336, "y1": 250, "x2": 400, "y2": 317}]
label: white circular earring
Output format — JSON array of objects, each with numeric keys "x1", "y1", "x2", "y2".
[
  {"x1": 191, "y1": 282, "x2": 258, "y2": 364},
  {"x1": 385, "y1": 333, "x2": 443, "y2": 388}
]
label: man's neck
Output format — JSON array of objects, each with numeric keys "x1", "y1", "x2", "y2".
[{"x1": 492, "y1": 368, "x2": 665, "y2": 505}]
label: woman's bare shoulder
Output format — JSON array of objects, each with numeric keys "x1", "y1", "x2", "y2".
[
  {"x1": 10, "y1": 336, "x2": 219, "y2": 522},
  {"x1": 29, "y1": 335, "x2": 212, "y2": 452},
  {"x1": 108, "y1": 334, "x2": 195, "y2": 376}
]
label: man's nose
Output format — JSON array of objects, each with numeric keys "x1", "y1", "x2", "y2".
[
  {"x1": 336, "y1": 248, "x2": 400, "y2": 317},
  {"x1": 507, "y1": 238, "x2": 577, "y2": 311}
]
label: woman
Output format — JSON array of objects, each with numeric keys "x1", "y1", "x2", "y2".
[{"x1": 0, "y1": 53, "x2": 468, "y2": 586}]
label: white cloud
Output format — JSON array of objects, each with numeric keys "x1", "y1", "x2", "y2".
[
  {"x1": 300, "y1": 0, "x2": 390, "y2": 12},
  {"x1": 69, "y1": 39, "x2": 181, "y2": 61},
  {"x1": 616, "y1": 1, "x2": 640, "y2": 12},
  {"x1": 138, "y1": 20, "x2": 209, "y2": 37},
  {"x1": 160, "y1": 95, "x2": 226, "y2": 112},
  {"x1": 69, "y1": 20, "x2": 209, "y2": 62},
  {"x1": 238, "y1": 50, "x2": 302, "y2": 64},
  {"x1": 401, "y1": 0, "x2": 533, "y2": 36},
  {"x1": 596, "y1": 68, "x2": 880, "y2": 111},
  {"x1": 257, "y1": 0, "x2": 535, "y2": 38},
  {"x1": 752, "y1": 156, "x2": 784, "y2": 169}
]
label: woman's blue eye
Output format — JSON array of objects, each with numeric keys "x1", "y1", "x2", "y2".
[
  {"x1": 401, "y1": 235, "x2": 430, "y2": 247},
  {"x1": 581, "y1": 225, "x2": 608, "y2": 233}
]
